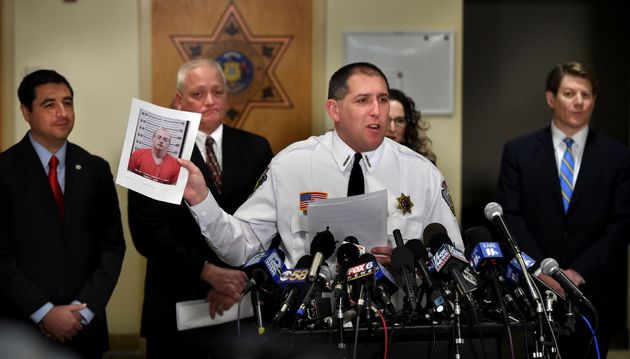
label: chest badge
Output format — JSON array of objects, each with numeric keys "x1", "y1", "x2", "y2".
[{"x1": 396, "y1": 193, "x2": 413, "y2": 215}]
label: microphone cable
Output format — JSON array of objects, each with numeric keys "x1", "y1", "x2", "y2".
[
  {"x1": 371, "y1": 305, "x2": 388, "y2": 359},
  {"x1": 488, "y1": 267, "x2": 516, "y2": 359},
  {"x1": 581, "y1": 313, "x2": 601, "y2": 359}
]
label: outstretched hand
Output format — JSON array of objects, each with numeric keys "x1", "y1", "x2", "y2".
[{"x1": 178, "y1": 159, "x2": 209, "y2": 206}]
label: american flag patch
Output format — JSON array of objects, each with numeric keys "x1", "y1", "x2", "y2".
[{"x1": 299, "y1": 192, "x2": 328, "y2": 211}]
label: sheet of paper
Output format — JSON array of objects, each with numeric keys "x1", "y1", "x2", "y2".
[
  {"x1": 307, "y1": 189, "x2": 388, "y2": 251},
  {"x1": 116, "y1": 98, "x2": 200, "y2": 204},
  {"x1": 175, "y1": 293, "x2": 254, "y2": 331}
]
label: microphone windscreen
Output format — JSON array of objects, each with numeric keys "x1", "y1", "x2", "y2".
[
  {"x1": 427, "y1": 232, "x2": 452, "y2": 255},
  {"x1": 310, "y1": 229, "x2": 336, "y2": 259},
  {"x1": 337, "y1": 242, "x2": 360, "y2": 265},
  {"x1": 422, "y1": 223, "x2": 448, "y2": 247},
  {"x1": 540, "y1": 258, "x2": 559, "y2": 276},
  {"x1": 344, "y1": 236, "x2": 359, "y2": 245},
  {"x1": 295, "y1": 254, "x2": 313, "y2": 269},
  {"x1": 463, "y1": 226, "x2": 493, "y2": 257},
  {"x1": 484, "y1": 202, "x2": 503, "y2": 220},
  {"x1": 319, "y1": 264, "x2": 334, "y2": 282},
  {"x1": 391, "y1": 246, "x2": 415, "y2": 273},
  {"x1": 405, "y1": 239, "x2": 429, "y2": 260},
  {"x1": 358, "y1": 252, "x2": 377, "y2": 263}
]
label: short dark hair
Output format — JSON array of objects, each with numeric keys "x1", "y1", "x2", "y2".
[
  {"x1": 17, "y1": 69, "x2": 73, "y2": 111},
  {"x1": 545, "y1": 61, "x2": 598, "y2": 96},
  {"x1": 327, "y1": 62, "x2": 389, "y2": 100}
]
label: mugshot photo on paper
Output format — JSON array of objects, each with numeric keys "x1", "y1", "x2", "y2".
[
  {"x1": 127, "y1": 111, "x2": 189, "y2": 185},
  {"x1": 116, "y1": 98, "x2": 200, "y2": 205}
]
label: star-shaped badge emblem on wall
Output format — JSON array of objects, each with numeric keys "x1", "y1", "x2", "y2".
[{"x1": 171, "y1": 3, "x2": 292, "y2": 127}]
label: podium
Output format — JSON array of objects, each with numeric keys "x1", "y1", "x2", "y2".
[{"x1": 266, "y1": 322, "x2": 528, "y2": 359}]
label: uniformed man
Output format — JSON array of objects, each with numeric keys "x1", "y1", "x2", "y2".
[{"x1": 179, "y1": 62, "x2": 462, "y2": 267}]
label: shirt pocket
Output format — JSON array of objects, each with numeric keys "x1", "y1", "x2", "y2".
[
  {"x1": 288, "y1": 213, "x2": 309, "y2": 263},
  {"x1": 386, "y1": 216, "x2": 424, "y2": 245}
]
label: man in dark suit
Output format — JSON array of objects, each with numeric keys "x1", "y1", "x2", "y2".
[
  {"x1": 497, "y1": 61, "x2": 630, "y2": 358},
  {"x1": 0, "y1": 70, "x2": 126, "y2": 359},
  {"x1": 128, "y1": 59, "x2": 273, "y2": 359}
]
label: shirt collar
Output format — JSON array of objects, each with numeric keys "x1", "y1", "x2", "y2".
[
  {"x1": 196, "y1": 124, "x2": 224, "y2": 149},
  {"x1": 550, "y1": 121, "x2": 588, "y2": 151},
  {"x1": 331, "y1": 130, "x2": 384, "y2": 174},
  {"x1": 28, "y1": 131, "x2": 67, "y2": 170}
]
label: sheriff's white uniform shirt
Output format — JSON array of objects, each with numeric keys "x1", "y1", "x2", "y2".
[{"x1": 190, "y1": 130, "x2": 462, "y2": 267}]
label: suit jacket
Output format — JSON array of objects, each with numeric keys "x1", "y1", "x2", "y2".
[
  {"x1": 497, "y1": 127, "x2": 630, "y2": 317},
  {"x1": 0, "y1": 134, "x2": 126, "y2": 355},
  {"x1": 128, "y1": 124, "x2": 272, "y2": 337}
]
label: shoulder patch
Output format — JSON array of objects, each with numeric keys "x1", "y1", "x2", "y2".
[
  {"x1": 441, "y1": 180, "x2": 456, "y2": 216},
  {"x1": 253, "y1": 166, "x2": 269, "y2": 193}
]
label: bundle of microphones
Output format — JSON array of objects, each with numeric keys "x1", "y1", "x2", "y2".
[{"x1": 237, "y1": 203, "x2": 597, "y2": 347}]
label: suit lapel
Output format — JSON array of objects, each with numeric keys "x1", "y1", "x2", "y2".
[
  {"x1": 64, "y1": 144, "x2": 83, "y2": 223},
  {"x1": 535, "y1": 129, "x2": 565, "y2": 213},
  {"x1": 570, "y1": 130, "x2": 600, "y2": 208},
  {"x1": 16, "y1": 136, "x2": 64, "y2": 222}
]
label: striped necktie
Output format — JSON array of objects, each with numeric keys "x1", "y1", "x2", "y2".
[
  {"x1": 204, "y1": 136, "x2": 222, "y2": 194},
  {"x1": 559, "y1": 137, "x2": 574, "y2": 213}
]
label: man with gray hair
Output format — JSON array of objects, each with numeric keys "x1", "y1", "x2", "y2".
[{"x1": 128, "y1": 59, "x2": 273, "y2": 359}]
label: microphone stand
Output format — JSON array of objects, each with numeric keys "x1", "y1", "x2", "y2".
[
  {"x1": 334, "y1": 283, "x2": 348, "y2": 359},
  {"x1": 453, "y1": 291, "x2": 464, "y2": 359},
  {"x1": 254, "y1": 289, "x2": 265, "y2": 335},
  {"x1": 502, "y1": 236, "x2": 548, "y2": 358}
]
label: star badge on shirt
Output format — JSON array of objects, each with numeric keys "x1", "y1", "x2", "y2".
[{"x1": 396, "y1": 193, "x2": 413, "y2": 215}]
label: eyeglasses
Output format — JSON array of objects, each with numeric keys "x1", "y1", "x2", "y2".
[{"x1": 388, "y1": 117, "x2": 406, "y2": 128}]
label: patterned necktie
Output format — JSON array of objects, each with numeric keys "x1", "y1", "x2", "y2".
[
  {"x1": 560, "y1": 137, "x2": 574, "y2": 213},
  {"x1": 347, "y1": 153, "x2": 365, "y2": 196},
  {"x1": 204, "y1": 136, "x2": 222, "y2": 194},
  {"x1": 48, "y1": 155, "x2": 64, "y2": 217}
]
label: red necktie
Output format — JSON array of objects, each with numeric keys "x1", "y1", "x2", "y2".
[{"x1": 48, "y1": 155, "x2": 64, "y2": 217}]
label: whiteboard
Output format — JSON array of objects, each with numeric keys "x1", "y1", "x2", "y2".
[{"x1": 344, "y1": 32, "x2": 454, "y2": 115}]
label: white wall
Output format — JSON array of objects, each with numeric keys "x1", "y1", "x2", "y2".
[{"x1": 4, "y1": 0, "x2": 144, "y2": 334}]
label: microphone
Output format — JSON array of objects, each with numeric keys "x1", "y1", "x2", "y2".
[
  {"x1": 241, "y1": 248, "x2": 286, "y2": 296},
  {"x1": 272, "y1": 255, "x2": 313, "y2": 325},
  {"x1": 484, "y1": 202, "x2": 542, "y2": 306},
  {"x1": 359, "y1": 253, "x2": 398, "y2": 316},
  {"x1": 405, "y1": 239, "x2": 448, "y2": 314},
  {"x1": 392, "y1": 229, "x2": 418, "y2": 312},
  {"x1": 335, "y1": 240, "x2": 361, "y2": 291},
  {"x1": 464, "y1": 226, "x2": 505, "y2": 272},
  {"x1": 540, "y1": 258, "x2": 596, "y2": 313},
  {"x1": 484, "y1": 202, "x2": 520, "y2": 252},
  {"x1": 308, "y1": 228, "x2": 336, "y2": 282},
  {"x1": 297, "y1": 262, "x2": 334, "y2": 317},
  {"x1": 427, "y1": 229, "x2": 479, "y2": 311},
  {"x1": 505, "y1": 252, "x2": 536, "y2": 285},
  {"x1": 422, "y1": 223, "x2": 449, "y2": 248}
]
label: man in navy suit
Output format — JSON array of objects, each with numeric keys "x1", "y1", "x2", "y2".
[
  {"x1": 0, "y1": 70, "x2": 126, "y2": 358},
  {"x1": 497, "y1": 61, "x2": 630, "y2": 358},
  {"x1": 128, "y1": 59, "x2": 273, "y2": 359}
]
